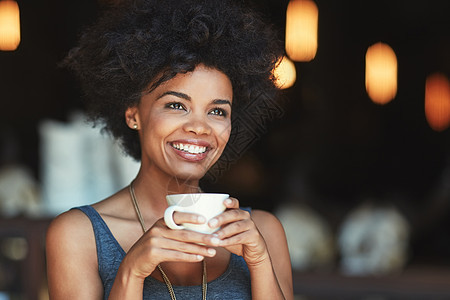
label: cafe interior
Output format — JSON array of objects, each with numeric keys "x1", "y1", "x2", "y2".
[{"x1": 0, "y1": 0, "x2": 449, "y2": 299}]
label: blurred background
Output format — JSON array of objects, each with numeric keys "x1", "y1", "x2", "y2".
[{"x1": 0, "y1": 0, "x2": 449, "y2": 299}]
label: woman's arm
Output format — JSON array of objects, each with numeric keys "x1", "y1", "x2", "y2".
[
  {"x1": 210, "y1": 199, "x2": 293, "y2": 300},
  {"x1": 47, "y1": 208, "x2": 218, "y2": 299},
  {"x1": 107, "y1": 216, "x2": 215, "y2": 300},
  {"x1": 250, "y1": 210, "x2": 293, "y2": 300},
  {"x1": 46, "y1": 210, "x2": 104, "y2": 299}
]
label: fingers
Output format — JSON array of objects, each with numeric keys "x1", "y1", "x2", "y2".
[
  {"x1": 224, "y1": 197, "x2": 239, "y2": 209},
  {"x1": 206, "y1": 208, "x2": 254, "y2": 247},
  {"x1": 214, "y1": 218, "x2": 253, "y2": 243},
  {"x1": 171, "y1": 211, "x2": 206, "y2": 226},
  {"x1": 204, "y1": 204, "x2": 263, "y2": 249},
  {"x1": 154, "y1": 248, "x2": 205, "y2": 263},
  {"x1": 127, "y1": 217, "x2": 221, "y2": 278},
  {"x1": 160, "y1": 225, "x2": 221, "y2": 248},
  {"x1": 208, "y1": 205, "x2": 250, "y2": 231},
  {"x1": 148, "y1": 220, "x2": 220, "y2": 256},
  {"x1": 214, "y1": 231, "x2": 253, "y2": 248},
  {"x1": 166, "y1": 197, "x2": 239, "y2": 233},
  {"x1": 152, "y1": 197, "x2": 253, "y2": 260},
  {"x1": 149, "y1": 235, "x2": 217, "y2": 261}
]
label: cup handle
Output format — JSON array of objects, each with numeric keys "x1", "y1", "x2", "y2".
[{"x1": 164, "y1": 206, "x2": 186, "y2": 230}]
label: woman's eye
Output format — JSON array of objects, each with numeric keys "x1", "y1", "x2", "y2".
[
  {"x1": 210, "y1": 108, "x2": 228, "y2": 117},
  {"x1": 166, "y1": 102, "x2": 185, "y2": 110}
]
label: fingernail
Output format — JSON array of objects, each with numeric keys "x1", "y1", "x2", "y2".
[
  {"x1": 209, "y1": 218, "x2": 218, "y2": 228},
  {"x1": 197, "y1": 216, "x2": 206, "y2": 223},
  {"x1": 197, "y1": 255, "x2": 204, "y2": 260},
  {"x1": 207, "y1": 248, "x2": 216, "y2": 256},
  {"x1": 210, "y1": 237, "x2": 220, "y2": 246},
  {"x1": 225, "y1": 199, "x2": 232, "y2": 205}
]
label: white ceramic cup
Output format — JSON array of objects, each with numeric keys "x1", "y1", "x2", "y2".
[{"x1": 164, "y1": 193, "x2": 229, "y2": 234}]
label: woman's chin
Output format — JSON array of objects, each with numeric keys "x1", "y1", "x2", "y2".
[
  {"x1": 169, "y1": 169, "x2": 206, "y2": 183},
  {"x1": 166, "y1": 159, "x2": 216, "y2": 182}
]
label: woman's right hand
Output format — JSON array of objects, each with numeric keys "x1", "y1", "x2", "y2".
[{"x1": 118, "y1": 213, "x2": 220, "y2": 281}]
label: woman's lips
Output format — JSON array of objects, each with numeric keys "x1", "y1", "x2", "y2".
[
  {"x1": 172, "y1": 142, "x2": 207, "y2": 154},
  {"x1": 169, "y1": 140, "x2": 211, "y2": 162}
]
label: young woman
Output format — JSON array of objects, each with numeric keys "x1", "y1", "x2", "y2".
[{"x1": 46, "y1": 0, "x2": 293, "y2": 299}]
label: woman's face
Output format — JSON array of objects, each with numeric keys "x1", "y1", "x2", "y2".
[{"x1": 128, "y1": 64, "x2": 233, "y2": 182}]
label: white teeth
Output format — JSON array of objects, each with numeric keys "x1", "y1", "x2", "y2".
[{"x1": 172, "y1": 143, "x2": 206, "y2": 154}]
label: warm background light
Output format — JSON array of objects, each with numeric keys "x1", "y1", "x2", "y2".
[
  {"x1": 0, "y1": 0, "x2": 21, "y2": 51},
  {"x1": 285, "y1": 0, "x2": 318, "y2": 62},
  {"x1": 365, "y1": 42, "x2": 397, "y2": 105},
  {"x1": 273, "y1": 56, "x2": 297, "y2": 89},
  {"x1": 425, "y1": 73, "x2": 450, "y2": 132}
]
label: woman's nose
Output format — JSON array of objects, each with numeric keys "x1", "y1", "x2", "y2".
[{"x1": 182, "y1": 115, "x2": 212, "y2": 135}]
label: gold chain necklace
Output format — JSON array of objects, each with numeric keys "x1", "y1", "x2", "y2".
[{"x1": 129, "y1": 182, "x2": 207, "y2": 300}]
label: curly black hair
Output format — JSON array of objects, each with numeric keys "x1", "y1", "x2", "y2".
[{"x1": 65, "y1": 0, "x2": 283, "y2": 161}]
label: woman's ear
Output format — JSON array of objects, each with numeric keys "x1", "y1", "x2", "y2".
[{"x1": 125, "y1": 106, "x2": 140, "y2": 130}]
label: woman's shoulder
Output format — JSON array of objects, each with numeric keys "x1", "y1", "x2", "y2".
[
  {"x1": 250, "y1": 209, "x2": 281, "y2": 226},
  {"x1": 46, "y1": 207, "x2": 96, "y2": 252},
  {"x1": 46, "y1": 207, "x2": 106, "y2": 298},
  {"x1": 46, "y1": 208, "x2": 99, "y2": 287},
  {"x1": 250, "y1": 209, "x2": 286, "y2": 239},
  {"x1": 46, "y1": 187, "x2": 130, "y2": 243},
  {"x1": 48, "y1": 207, "x2": 92, "y2": 232},
  {"x1": 251, "y1": 208, "x2": 293, "y2": 296}
]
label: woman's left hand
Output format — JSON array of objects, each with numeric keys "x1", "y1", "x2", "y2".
[{"x1": 208, "y1": 197, "x2": 270, "y2": 266}]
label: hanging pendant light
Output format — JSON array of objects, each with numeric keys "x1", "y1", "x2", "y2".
[
  {"x1": 285, "y1": 0, "x2": 318, "y2": 62},
  {"x1": 0, "y1": 0, "x2": 21, "y2": 51},
  {"x1": 273, "y1": 56, "x2": 297, "y2": 89},
  {"x1": 425, "y1": 73, "x2": 450, "y2": 132},
  {"x1": 365, "y1": 42, "x2": 397, "y2": 105}
]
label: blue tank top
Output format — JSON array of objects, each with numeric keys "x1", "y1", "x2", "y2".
[{"x1": 75, "y1": 205, "x2": 252, "y2": 300}]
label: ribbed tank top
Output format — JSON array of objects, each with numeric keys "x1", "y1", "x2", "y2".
[{"x1": 75, "y1": 205, "x2": 252, "y2": 299}]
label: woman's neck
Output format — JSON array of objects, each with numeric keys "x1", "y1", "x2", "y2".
[{"x1": 131, "y1": 168, "x2": 201, "y2": 215}]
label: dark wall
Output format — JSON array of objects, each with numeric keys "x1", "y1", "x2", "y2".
[
  {"x1": 1, "y1": 0, "x2": 449, "y2": 264},
  {"x1": 0, "y1": 0, "x2": 99, "y2": 175}
]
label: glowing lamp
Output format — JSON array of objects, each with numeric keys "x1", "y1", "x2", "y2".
[
  {"x1": 365, "y1": 42, "x2": 397, "y2": 105},
  {"x1": 425, "y1": 73, "x2": 450, "y2": 132},
  {"x1": 0, "y1": 0, "x2": 20, "y2": 51},
  {"x1": 285, "y1": 0, "x2": 318, "y2": 62},
  {"x1": 273, "y1": 56, "x2": 297, "y2": 89}
]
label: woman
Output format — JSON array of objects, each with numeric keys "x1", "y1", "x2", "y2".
[{"x1": 46, "y1": 0, "x2": 293, "y2": 299}]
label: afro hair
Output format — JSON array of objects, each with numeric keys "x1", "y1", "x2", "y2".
[{"x1": 65, "y1": 0, "x2": 283, "y2": 161}]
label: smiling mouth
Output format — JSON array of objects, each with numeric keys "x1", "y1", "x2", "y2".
[{"x1": 171, "y1": 142, "x2": 208, "y2": 154}]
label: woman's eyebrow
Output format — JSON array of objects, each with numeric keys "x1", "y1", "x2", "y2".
[
  {"x1": 156, "y1": 91, "x2": 191, "y2": 101},
  {"x1": 213, "y1": 99, "x2": 232, "y2": 107},
  {"x1": 156, "y1": 91, "x2": 231, "y2": 106}
]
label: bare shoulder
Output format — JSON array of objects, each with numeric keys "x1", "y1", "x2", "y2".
[
  {"x1": 46, "y1": 187, "x2": 128, "y2": 242},
  {"x1": 46, "y1": 208, "x2": 94, "y2": 248},
  {"x1": 46, "y1": 208, "x2": 97, "y2": 271},
  {"x1": 46, "y1": 208, "x2": 103, "y2": 298},
  {"x1": 251, "y1": 209, "x2": 294, "y2": 298},
  {"x1": 251, "y1": 209, "x2": 286, "y2": 239}
]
